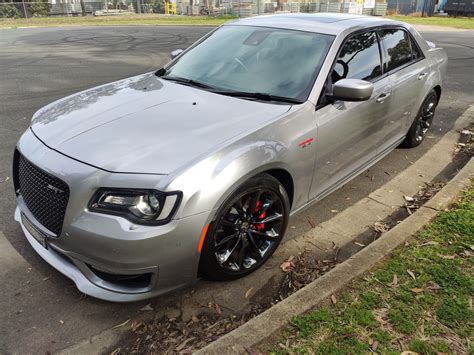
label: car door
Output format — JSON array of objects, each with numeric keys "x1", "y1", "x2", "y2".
[
  {"x1": 309, "y1": 30, "x2": 396, "y2": 200},
  {"x1": 377, "y1": 28, "x2": 431, "y2": 151}
]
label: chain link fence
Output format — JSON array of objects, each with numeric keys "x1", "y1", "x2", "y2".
[{"x1": 0, "y1": 0, "x2": 390, "y2": 19}]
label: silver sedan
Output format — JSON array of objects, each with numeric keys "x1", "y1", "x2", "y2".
[{"x1": 13, "y1": 13, "x2": 447, "y2": 301}]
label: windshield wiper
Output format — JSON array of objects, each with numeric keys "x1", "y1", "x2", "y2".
[
  {"x1": 160, "y1": 75, "x2": 215, "y2": 90},
  {"x1": 212, "y1": 90, "x2": 303, "y2": 104}
]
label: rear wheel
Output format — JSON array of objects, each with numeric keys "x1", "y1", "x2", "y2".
[
  {"x1": 199, "y1": 174, "x2": 290, "y2": 281},
  {"x1": 401, "y1": 89, "x2": 438, "y2": 148}
]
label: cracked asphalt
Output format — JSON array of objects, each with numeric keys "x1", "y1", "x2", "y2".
[{"x1": 0, "y1": 25, "x2": 473, "y2": 354}]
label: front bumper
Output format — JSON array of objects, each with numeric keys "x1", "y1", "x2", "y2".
[
  {"x1": 15, "y1": 206, "x2": 210, "y2": 302},
  {"x1": 14, "y1": 129, "x2": 212, "y2": 302}
]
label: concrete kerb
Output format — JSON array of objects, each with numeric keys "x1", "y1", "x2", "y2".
[{"x1": 197, "y1": 157, "x2": 473, "y2": 355}]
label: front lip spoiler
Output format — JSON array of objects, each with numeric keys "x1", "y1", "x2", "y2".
[{"x1": 14, "y1": 206, "x2": 163, "y2": 302}]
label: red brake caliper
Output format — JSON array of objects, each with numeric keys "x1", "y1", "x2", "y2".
[{"x1": 254, "y1": 200, "x2": 266, "y2": 232}]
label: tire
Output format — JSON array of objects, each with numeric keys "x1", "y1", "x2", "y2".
[
  {"x1": 199, "y1": 173, "x2": 290, "y2": 281},
  {"x1": 401, "y1": 89, "x2": 438, "y2": 148}
]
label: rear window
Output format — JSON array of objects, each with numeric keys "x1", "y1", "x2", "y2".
[{"x1": 379, "y1": 29, "x2": 415, "y2": 72}]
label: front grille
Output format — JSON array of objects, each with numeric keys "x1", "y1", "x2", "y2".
[{"x1": 14, "y1": 151, "x2": 70, "y2": 235}]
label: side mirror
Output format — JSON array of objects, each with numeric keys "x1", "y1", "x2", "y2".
[
  {"x1": 170, "y1": 49, "x2": 184, "y2": 60},
  {"x1": 331, "y1": 79, "x2": 374, "y2": 102}
]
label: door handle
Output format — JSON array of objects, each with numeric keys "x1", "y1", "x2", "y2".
[
  {"x1": 418, "y1": 72, "x2": 427, "y2": 80},
  {"x1": 376, "y1": 92, "x2": 391, "y2": 103}
]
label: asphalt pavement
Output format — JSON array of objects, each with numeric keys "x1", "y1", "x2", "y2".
[{"x1": 0, "y1": 25, "x2": 473, "y2": 354}]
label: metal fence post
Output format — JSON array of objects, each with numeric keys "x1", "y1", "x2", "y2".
[{"x1": 21, "y1": 0, "x2": 28, "y2": 18}]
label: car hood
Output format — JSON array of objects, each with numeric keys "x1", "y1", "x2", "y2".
[{"x1": 31, "y1": 73, "x2": 291, "y2": 175}]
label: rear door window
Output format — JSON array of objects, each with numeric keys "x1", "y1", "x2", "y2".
[
  {"x1": 331, "y1": 31, "x2": 382, "y2": 83},
  {"x1": 379, "y1": 29, "x2": 416, "y2": 72}
]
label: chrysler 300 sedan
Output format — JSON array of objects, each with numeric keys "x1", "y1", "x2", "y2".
[{"x1": 13, "y1": 13, "x2": 447, "y2": 301}]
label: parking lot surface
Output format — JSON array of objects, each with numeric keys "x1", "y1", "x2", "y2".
[{"x1": 0, "y1": 26, "x2": 473, "y2": 353}]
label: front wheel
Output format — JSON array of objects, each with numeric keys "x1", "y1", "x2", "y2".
[
  {"x1": 199, "y1": 174, "x2": 290, "y2": 281},
  {"x1": 401, "y1": 89, "x2": 438, "y2": 148}
]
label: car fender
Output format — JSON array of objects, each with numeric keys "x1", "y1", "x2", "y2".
[
  {"x1": 169, "y1": 139, "x2": 293, "y2": 221},
  {"x1": 162, "y1": 102, "x2": 317, "y2": 223}
]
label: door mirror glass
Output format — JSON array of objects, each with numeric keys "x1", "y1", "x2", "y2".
[
  {"x1": 170, "y1": 49, "x2": 184, "y2": 60},
  {"x1": 332, "y1": 78, "x2": 374, "y2": 102}
]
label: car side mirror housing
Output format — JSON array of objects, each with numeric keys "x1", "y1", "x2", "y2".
[
  {"x1": 331, "y1": 79, "x2": 374, "y2": 102},
  {"x1": 170, "y1": 49, "x2": 184, "y2": 60}
]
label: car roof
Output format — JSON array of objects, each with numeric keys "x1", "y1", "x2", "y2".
[{"x1": 225, "y1": 13, "x2": 403, "y2": 36}]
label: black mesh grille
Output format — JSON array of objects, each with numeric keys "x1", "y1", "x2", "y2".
[{"x1": 15, "y1": 152, "x2": 69, "y2": 235}]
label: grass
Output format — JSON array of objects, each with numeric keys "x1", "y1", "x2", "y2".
[
  {"x1": 0, "y1": 14, "x2": 237, "y2": 28},
  {"x1": 387, "y1": 15, "x2": 474, "y2": 30},
  {"x1": 270, "y1": 187, "x2": 474, "y2": 354}
]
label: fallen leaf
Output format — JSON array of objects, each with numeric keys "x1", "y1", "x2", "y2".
[
  {"x1": 245, "y1": 287, "x2": 254, "y2": 299},
  {"x1": 407, "y1": 270, "x2": 416, "y2": 280},
  {"x1": 112, "y1": 319, "x2": 130, "y2": 329},
  {"x1": 420, "y1": 241, "x2": 439, "y2": 247},
  {"x1": 140, "y1": 304, "x2": 153, "y2": 312},
  {"x1": 354, "y1": 242, "x2": 365, "y2": 247},
  {"x1": 438, "y1": 254, "x2": 455, "y2": 260},
  {"x1": 331, "y1": 294, "x2": 337, "y2": 305},
  {"x1": 307, "y1": 217, "x2": 316, "y2": 228},
  {"x1": 372, "y1": 221, "x2": 389, "y2": 234},
  {"x1": 290, "y1": 226, "x2": 296, "y2": 229},
  {"x1": 411, "y1": 288, "x2": 424, "y2": 294},
  {"x1": 175, "y1": 337, "x2": 195, "y2": 351},
  {"x1": 191, "y1": 315, "x2": 199, "y2": 322},
  {"x1": 131, "y1": 322, "x2": 143, "y2": 331},
  {"x1": 404, "y1": 195, "x2": 415, "y2": 202},
  {"x1": 392, "y1": 274, "x2": 398, "y2": 287},
  {"x1": 401, "y1": 352, "x2": 418, "y2": 355},
  {"x1": 427, "y1": 281, "x2": 441, "y2": 291},
  {"x1": 215, "y1": 303, "x2": 222, "y2": 316},
  {"x1": 280, "y1": 261, "x2": 294, "y2": 272},
  {"x1": 331, "y1": 209, "x2": 339, "y2": 213},
  {"x1": 280, "y1": 256, "x2": 295, "y2": 272},
  {"x1": 59, "y1": 320, "x2": 64, "y2": 325},
  {"x1": 372, "y1": 340, "x2": 379, "y2": 351}
]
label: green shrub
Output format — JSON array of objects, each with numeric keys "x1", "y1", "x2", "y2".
[
  {"x1": 28, "y1": 1, "x2": 50, "y2": 17},
  {"x1": 0, "y1": 4, "x2": 21, "y2": 18}
]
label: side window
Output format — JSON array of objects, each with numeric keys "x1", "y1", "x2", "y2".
[
  {"x1": 332, "y1": 31, "x2": 382, "y2": 84},
  {"x1": 379, "y1": 29, "x2": 413, "y2": 72}
]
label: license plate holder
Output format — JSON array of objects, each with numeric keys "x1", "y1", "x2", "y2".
[{"x1": 21, "y1": 214, "x2": 48, "y2": 249}]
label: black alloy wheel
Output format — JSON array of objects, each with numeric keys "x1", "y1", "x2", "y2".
[
  {"x1": 402, "y1": 90, "x2": 438, "y2": 148},
  {"x1": 199, "y1": 174, "x2": 290, "y2": 281}
]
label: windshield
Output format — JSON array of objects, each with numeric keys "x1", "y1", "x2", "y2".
[{"x1": 163, "y1": 26, "x2": 334, "y2": 102}]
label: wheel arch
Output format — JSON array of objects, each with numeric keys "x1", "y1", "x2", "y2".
[
  {"x1": 433, "y1": 85, "x2": 442, "y2": 104},
  {"x1": 263, "y1": 168, "x2": 294, "y2": 208},
  {"x1": 205, "y1": 163, "x2": 295, "y2": 223}
]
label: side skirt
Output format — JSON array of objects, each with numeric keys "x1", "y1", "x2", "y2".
[{"x1": 290, "y1": 136, "x2": 405, "y2": 217}]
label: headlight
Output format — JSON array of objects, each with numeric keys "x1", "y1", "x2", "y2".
[{"x1": 88, "y1": 188, "x2": 182, "y2": 225}]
